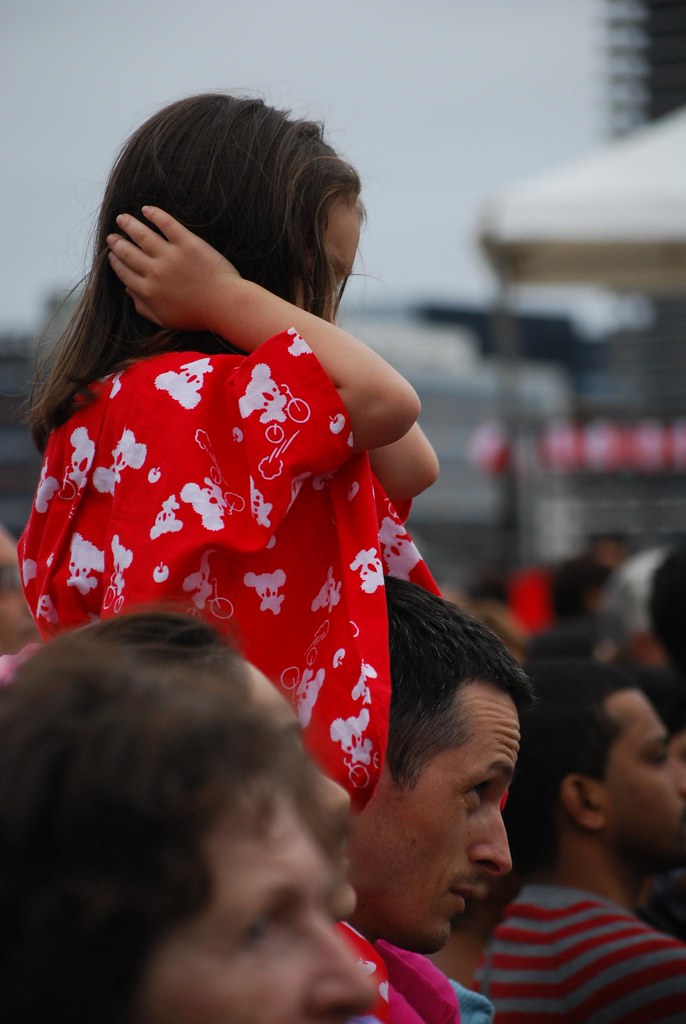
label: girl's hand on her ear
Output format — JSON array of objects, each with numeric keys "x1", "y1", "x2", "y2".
[
  {"x1": 110, "y1": 207, "x2": 422, "y2": 451},
  {"x1": 106, "y1": 206, "x2": 240, "y2": 331}
]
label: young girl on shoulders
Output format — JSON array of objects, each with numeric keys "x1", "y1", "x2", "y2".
[{"x1": 20, "y1": 93, "x2": 439, "y2": 804}]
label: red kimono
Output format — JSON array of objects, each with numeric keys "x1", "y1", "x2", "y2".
[{"x1": 20, "y1": 329, "x2": 438, "y2": 805}]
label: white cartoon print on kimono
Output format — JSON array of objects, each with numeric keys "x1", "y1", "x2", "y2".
[{"x1": 18, "y1": 330, "x2": 440, "y2": 808}]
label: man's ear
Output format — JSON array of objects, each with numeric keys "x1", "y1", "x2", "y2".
[{"x1": 559, "y1": 773, "x2": 607, "y2": 831}]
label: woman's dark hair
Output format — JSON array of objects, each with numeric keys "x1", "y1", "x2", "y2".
[
  {"x1": 31, "y1": 93, "x2": 362, "y2": 451},
  {"x1": 78, "y1": 604, "x2": 247, "y2": 676},
  {"x1": 0, "y1": 630, "x2": 321, "y2": 1024}
]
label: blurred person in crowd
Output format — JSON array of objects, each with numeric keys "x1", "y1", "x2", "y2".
[
  {"x1": 0, "y1": 629, "x2": 374, "y2": 1024},
  {"x1": 635, "y1": 664, "x2": 686, "y2": 943},
  {"x1": 347, "y1": 577, "x2": 534, "y2": 1024},
  {"x1": 80, "y1": 609, "x2": 392, "y2": 1015},
  {"x1": 651, "y1": 543, "x2": 686, "y2": 680},
  {"x1": 460, "y1": 597, "x2": 529, "y2": 664},
  {"x1": 527, "y1": 555, "x2": 612, "y2": 661},
  {"x1": 465, "y1": 565, "x2": 510, "y2": 606},
  {"x1": 0, "y1": 522, "x2": 38, "y2": 658},
  {"x1": 441, "y1": 566, "x2": 529, "y2": 664},
  {"x1": 507, "y1": 564, "x2": 553, "y2": 634},
  {"x1": 601, "y1": 546, "x2": 668, "y2": 667},
  {"x1": 478, "y1": 659, "x2": 686, "y2": 1022},
  {"x1": 81, "y1": 608, "x2": 357, "y2": 923},
  {"x1": 586, "y1": 532, "x2": 630, "y2": 572}
]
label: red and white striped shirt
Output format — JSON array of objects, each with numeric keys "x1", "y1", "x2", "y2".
[{"x1": 477, "y1": 884, "x2": 686, "y2": 1023}]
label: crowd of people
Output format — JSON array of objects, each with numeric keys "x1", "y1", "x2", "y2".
[{"x1": 2, "y1": 90, "x2": 686, "y2": 1024}]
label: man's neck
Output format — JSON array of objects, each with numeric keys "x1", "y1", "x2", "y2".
[{"x1": 532, "y1": 845, "x2": 646, "y2": 910}]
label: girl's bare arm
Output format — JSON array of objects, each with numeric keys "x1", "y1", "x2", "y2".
[
  {"x1": 370, "y1": 424, "x2": 439, "y2": 502},
  {"x1": 107, "y1": 207, "x2": 419, "y2": 454}
]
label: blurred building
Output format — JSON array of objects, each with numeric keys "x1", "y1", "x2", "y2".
[
  {"x1": 0, "y1": 293, "x2": 73, "y2": 540},
  {"x1": 607, "y1": 0, "x2": 686, "y2": 134},
  {"x1": 357, "y1": 291, "x2": 686, "y2": 580},
  {"x1": 599, "y1": 0, "x2": 686, "y2": 554},
  {"x1": 605, "y1": 2, "x2": 686, "y2": 409},
  {"x1": 603, "y1": 0, "x2": 686, "y2": 427},
  {"x1": 0, "y1": 332, "x2": 41, "y2": 539}
]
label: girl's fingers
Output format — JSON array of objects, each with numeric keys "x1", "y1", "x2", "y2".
[
  {"x1": 106, "y1": 234, "x2": 150, "y2": 275},
  {"x1": 114, "y1": 213, "x2": 165, "y2": 256},
  {"x1": 107, "y1": 249, "x2": 139, "y2": 290},
  {"x1": 109, "y1": 253, "x2": 162, "y2": 326},
  {"x1": 140, "y1": 205, "x2": 187, "y2": 243}
]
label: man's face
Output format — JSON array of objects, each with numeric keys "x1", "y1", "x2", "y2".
[
  {"x1": 347, "y1": 680, "x2": 520, "y2": 953},
  {"x1": 602, "y1": 689, "x2": 686, "y2": 873},
  {"x1": 138, "y1": 799, "x2": 374, "y2": 1024}
]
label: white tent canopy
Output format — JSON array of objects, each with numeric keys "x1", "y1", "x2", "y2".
[{"x1": 479, "y1": 107, "x2": 686, "y2": 292}]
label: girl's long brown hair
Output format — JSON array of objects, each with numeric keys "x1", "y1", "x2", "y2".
[{"x1": 30, "y1": 93, "x2": 361, "y2": 452}]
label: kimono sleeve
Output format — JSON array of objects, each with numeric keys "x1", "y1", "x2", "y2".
[
  {"x1": 215, "y1": 328, "x2": 354, "y2": 551},
  {"x1": 374, "y1": 475, "x2": 441, "y2": 595}
]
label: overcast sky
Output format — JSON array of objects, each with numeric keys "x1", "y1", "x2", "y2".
[{"x1": 2, "y1": 0, "x2": 608, "y2": 334}]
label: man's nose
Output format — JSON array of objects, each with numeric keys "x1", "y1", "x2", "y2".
[{"x1": 470, "y1": 813, "x2": 513, "y2": 877}]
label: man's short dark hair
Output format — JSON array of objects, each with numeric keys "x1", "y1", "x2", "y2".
[
  {"x1": 633, "y1": 665, "x2": 686, "y2": 738},
  {"x1": 650, "y1": 545, "x2": 686, "y2": 678},
  {"x1": 504, "y1": 659, "x2": 635, "y2": 877},
  {"x1": 384, "y1": 577, "x2": 534, "y2": 789},
  {"x1": 0, "y1": 629, "x2": 318, "y2": 1024}
]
